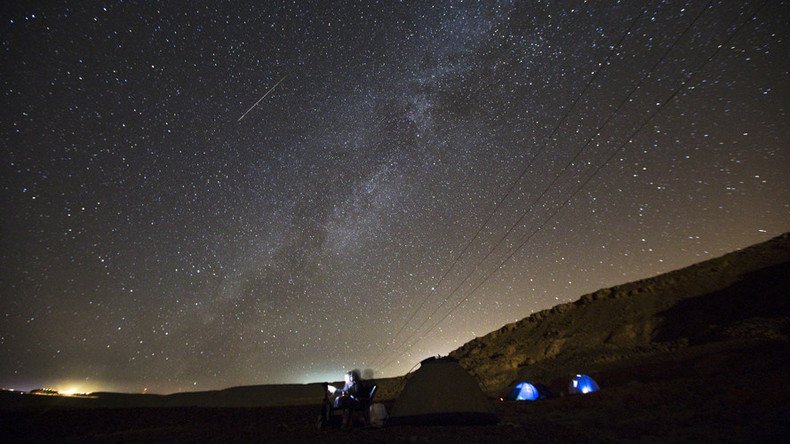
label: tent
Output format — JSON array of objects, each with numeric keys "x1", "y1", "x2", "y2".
[
  {"x1": 505, "y1": 382, "x2": 553, "y2": 401},
  {"x1": 387, "y1": 356, "x2": 498, "y2": 426},
  {"x1": 568, "y1": 374, "x2": 599, "y2": 394}
]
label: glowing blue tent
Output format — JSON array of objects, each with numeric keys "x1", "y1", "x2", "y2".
[
  {"x1": 568, "y1": 374, "x2": 599, "y2": 394},
  {"x1": 505, "y1": 382, "x2": 553, "y2": 401},
  {"x1": 507, "y1": 382, "x2": 540, "y2": 401}
]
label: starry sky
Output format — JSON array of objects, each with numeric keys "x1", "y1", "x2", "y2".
[{"x1": 1, "y1": 1, "x2": 788, "y2": 394}]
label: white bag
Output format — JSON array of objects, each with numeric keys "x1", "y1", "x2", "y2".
[{"x1": 369, "y1": 402, "x2": 388, "y2": 427}]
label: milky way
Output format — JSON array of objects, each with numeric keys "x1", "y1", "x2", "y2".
[{"x1": 2, "y1": 1, "x2": 788, "y2": 393}]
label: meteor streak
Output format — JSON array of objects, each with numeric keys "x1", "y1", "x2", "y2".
[{"x1": 237, "y1": 75, "x2": 287, "y2": 122}]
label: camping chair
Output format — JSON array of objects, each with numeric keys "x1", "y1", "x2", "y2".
[
  {"x1": 317, "y1": 383, "x2": 336, "y2": 430},
  {"x1": 354, "y1": 384, "x2": 377, "y2": 425},
  {"x1": 317, "y1": 383, "x2": 377, "y2": 430}
]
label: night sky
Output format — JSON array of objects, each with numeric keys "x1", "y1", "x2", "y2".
[{"x1": 2, "y1": 1, "x2": 788, "y2": 394}]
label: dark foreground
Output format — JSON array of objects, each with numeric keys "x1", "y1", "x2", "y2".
[{"x1": 2, "y1": 339, "x2": 788, "y2": 443}]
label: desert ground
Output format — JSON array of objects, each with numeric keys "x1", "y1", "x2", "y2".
[{"x1": 2, "y1": 340, "x2": 788, "y2": 443}]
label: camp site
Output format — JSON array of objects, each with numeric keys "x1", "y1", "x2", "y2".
[{"x1": 3, "y1": 0, "x2": 788, "y2": 441}]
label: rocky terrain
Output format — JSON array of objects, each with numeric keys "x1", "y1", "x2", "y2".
[{"x1": 450, "y1": 233, "x2": 790, "y2": 395}]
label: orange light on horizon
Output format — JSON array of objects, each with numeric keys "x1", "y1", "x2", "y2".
[{"x1": 52, "y1": 381, "x2": 101, "y2": 396}]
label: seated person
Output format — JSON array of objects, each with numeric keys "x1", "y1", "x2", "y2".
[{"x1": 327, "y1": 370, "x2": 363, "y2": 427}]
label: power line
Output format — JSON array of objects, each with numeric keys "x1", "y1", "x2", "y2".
[
  {"x1": 367, "y1": 3, "x2": 651, "y2": 370},
  {"x1": 379, "y1": 1, "x2": 766, "y2": 374},
  {"x1": 376, "y1": 0, "x2": 709, "y2": 372}
]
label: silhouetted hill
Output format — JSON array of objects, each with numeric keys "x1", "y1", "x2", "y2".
[{"x1": 0, "y1": 377, "x2": 407, "y2": 410}]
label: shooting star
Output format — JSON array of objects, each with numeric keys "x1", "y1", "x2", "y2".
[{"x1": 237, "y1": 75, "x2": 288, "y2": 122}]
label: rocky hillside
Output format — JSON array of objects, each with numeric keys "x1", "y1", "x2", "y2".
[{"x1": 450, "y1": 233, "x2": 790, "y2": 394}]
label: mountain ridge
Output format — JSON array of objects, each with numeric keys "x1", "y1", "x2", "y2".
[{"x1": 449, "y1": 232, "x2": 790, "y2": 393}]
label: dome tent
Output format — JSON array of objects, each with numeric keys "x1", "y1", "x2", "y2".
[
  {"x1": 505, "y1": 382, "x2": 553, "y2": 401},
  {"x1": 568, "y1": 374, "x2": 600, "y2": 394},
  {"x1": 387, "y1": 356, "x2": 498, "y2": 426}
]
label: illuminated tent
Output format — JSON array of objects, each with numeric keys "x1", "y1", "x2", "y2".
[
  {"x1": 568, "y1": 374, "x2": 600, "y2": 394},
  {"x1": 387, "y1": 356, "x2": 498, "y2": 426},
  {"x1": 505, "y1": 382, "x2": 553, "y2": 401}
]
